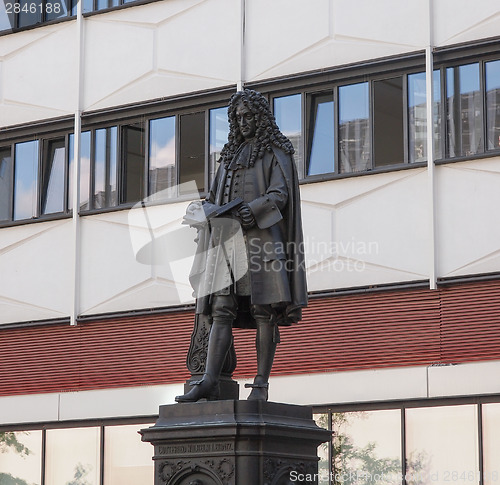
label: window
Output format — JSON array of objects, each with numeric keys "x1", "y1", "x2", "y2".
[
  {"x1": 373, "y1": 77, "x2": 404, "y2": 167},
  {"x1": 41, "y1": 137, "x2": 66, "y2": 215},
  {"x1": 0, "y1": 422, "x2": 155, "y2": 485},
  {"x1": 14, "y1": 140, "x2": 39, "y2": 221},
  {"x1": 314, "y1": 400, "x2": 496, "y2": 485},
  {"x1": 94, "y1": 127, "x2": 118, "y2": 208},
  {"x1": 45, "y1": 427, "x2": 101, "y2": 485},
  {"x1": 446, "y1": 63, "x2": 483, "y2": 158},
  {"x1": 122, "y1": 122, "x2": 145, "y2": 205},
  {"x1": 0, "y1": 430, "x2": 42, "y2": 484},
  {"x1": 0, "y1": 147, "x2": 13, "y2": 221},
  {"x1": 274, "y1": 94, "x2": 303, "y2": 174},
  {"x1": 104, "y1": 424, "x2": 154, "y2": 484},
  {"x1": 209, "y1": 107, "x2": 229, "y2": 183},
  {"x1": 408, "y1": 70, "x2": 442, "y2": 163},
  {"x1": 0, "y1": 0, "x2": 71, "y2": 32},
  {"x1": 179, "y1": 111, "x2": 205, "y2": 196},
  {"x1": 485, "y1": 59, "x2": 500, "y2": 151},
  {"x1": 339, "y1": 82, "x2": 370, "y2": 174},
  {"x1": 307, "y1": 92, "x2": 335, "y2": 176},
  {"x1": 149, "y1": 116, "x2": 176, "y2": 200}
]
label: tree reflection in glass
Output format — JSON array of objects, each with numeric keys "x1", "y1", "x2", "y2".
[
  {"x1": 331, "y1": 410, "x2": 402, "y2": 485},
  {"x1": 0, "y1": 430, "x2": 42, "y2": 485}
]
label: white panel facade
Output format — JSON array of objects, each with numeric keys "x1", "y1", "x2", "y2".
[
  {"x1": 245, "y1": 0, "x2": 428, "y2": 81},
  {"x1": 79, "y1": 201, "x2": 196, "y2": 315},
  {"x1": 0, "y1": 220, "x2": 73, "y2": 324},
  {"x1": 0, "y1": 22, "x2": 78, "y2": 127},
  {"x1": 84, "y1": 0, "x2": 239, "y2": 111},
  {"x1": 436, "y1": 157, "x2": 500, "y2": 278},
  {"x1": 433, "y1": 0, "x2": 500, "y2": 47},
  {"x1": 302, "y1": 168, "x2": 429, "y2": 291}
]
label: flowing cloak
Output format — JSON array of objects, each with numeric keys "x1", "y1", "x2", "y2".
[{"x1": 189, "y1": 145, "x2": 307, "y2": 327}]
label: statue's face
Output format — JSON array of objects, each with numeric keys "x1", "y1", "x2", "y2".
[{"x1": 235, "y1": 102, "x2": 257, "y2": 140}]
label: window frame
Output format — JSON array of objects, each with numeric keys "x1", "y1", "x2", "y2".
[{"x1": 314, "y1": 393, "x2": 500, "y2": 485}]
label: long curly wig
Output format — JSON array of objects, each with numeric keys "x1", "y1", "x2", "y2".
[{"x1": 219, "y1": 89, "x2": 294, "y2": 167}]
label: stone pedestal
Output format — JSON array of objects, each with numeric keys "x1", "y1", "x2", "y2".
[{"x1": 140, "y1": 400, "x2": 330, "y2": 485}]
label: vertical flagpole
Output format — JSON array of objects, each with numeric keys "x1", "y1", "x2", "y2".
[{"x1": 238, "y1": 0, "x2": 245, "y2": 91}]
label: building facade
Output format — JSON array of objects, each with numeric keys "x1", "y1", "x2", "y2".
[{"x1": 1, "y1": 0, "x2": 500, "y2": 483}]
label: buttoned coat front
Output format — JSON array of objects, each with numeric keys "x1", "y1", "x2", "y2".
[{"x1": 190, "y1": 146, "x2": 307, "y2": 327}]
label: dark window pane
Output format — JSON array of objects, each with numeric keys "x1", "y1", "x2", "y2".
[
  {"x1": 122, "y1": 122, "x2": 145, "y2": 204},
  {"x1": 373, "y1": 77, "x2": 404, "y2": 167},
  {"x1": 96, "y1": 0, "x2": 119, "y2": 10},
  {"x1": 18, "y1": 0, "x2": 42, "y2": 27},
  {"x1": 486, "y1": 60, "x2": 500, "y2": 151},
  {"x1": 149, "y1": 116, "x2": 176, "y2": 200},
  {"x1": 209, "y1": 107, "x2": 229, "y2": 183},
  {"x1": 14, "y1": 140, "x2": 39, "y2": 221},
  {"x1": 446, "y1": 63, "x2": 483, "y2": 157},
  {"x1": 0, "y1": 147, "x2": 13, "y2": 221},
  {"x1": 45, "y1": 0, "x2": 69, "y2": 20},
  {"x1": 408, "y1": 70, "x2": 442, "y2": 163},
  {"x1": 339, "y1": 82, "x2": 370, "y2": 173},
  {"x1": 274, "y1": 94, "x2": 302, "y2": 174},
  {"x1": 307, "y1": 92, "x2": 334, "y2": 176},
  {"x1": 94, "y1": 126, "x2": 117, "y2": 209},
  {"x1": 41, "y1": 138, "x2": 66, "y2": 215},
  {"x1": 82, "y1": 0, "x2": 94, "y2": 13},
  {"x1": 69, "y1": 131, "x2": 92, "y2": 211},
  {"x1": 179, "y1": 112, "x2": 205, "y2": 196}
]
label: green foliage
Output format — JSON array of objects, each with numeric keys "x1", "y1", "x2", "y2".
[
  {"x1": 66, "y1": 463, "x2": 92, "y2": 485},
  {"x1": 0, "y1": 433, "x2": 30, "y2": 457},
  {"x1": 0, "y1": 473, "x2": 31, "y2": 485}
]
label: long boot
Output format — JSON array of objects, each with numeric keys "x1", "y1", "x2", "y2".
[
  {"x1": 246, "y1": 319, "x2": 278, "y2": 401},
  {"x1": 175, "y1": 319, "x2": 233, "y2": 402}
]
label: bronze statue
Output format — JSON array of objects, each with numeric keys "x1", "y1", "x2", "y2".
[{"x1": 176, "y1": 89, "x2": 307, "y2": 403}]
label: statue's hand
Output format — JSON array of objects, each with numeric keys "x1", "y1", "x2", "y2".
[
  {"x1": 183, "y1": 200, "x2": 206, "y2": 227},
  {"x1": 237, "y1": 203, "x2": 256, "y2": 230}
]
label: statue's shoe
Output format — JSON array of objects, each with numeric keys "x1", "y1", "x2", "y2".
[
  {"x1": 245, "y1": 382, "x2": 269, "y2": 401},
  {"x1": 175, "y1": 375, "x2": 219, "y2": 403}
]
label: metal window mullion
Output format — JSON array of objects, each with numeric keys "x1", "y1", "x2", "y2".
[
  {"x1": 116, "y1": 124, "x2": 125, "y2": 206},
  {"x1": 41, "y1": 428, "x2": 46, "y2": 485},
  {"x1": 478, "y1": 403, "x2": 484, "y2": 485},
  {"x1": 100, "y1": 425, "x2": 105, "y2": 485},
  {"x1": 204, "y1": 109, "x2": 209, "y2": 195},
  {"x1": 403, "y1": 75, "x2": 409, "y2": 164},
  {"x1": 401, "y1": 406, "x2": 407, "y2": 485},
  {"x1": 9, "y1": 144, "x2": 15, "y2": 221},
  {"x1": 175, "y1": 115, "x2": 180, "y2": 197},
  {"x1": 36, "y1": 137, "x2": 42, "y2": 218},
  {"x1": 300, "y1": 90, "x2": 306, "y2": 180},
  {"x1": 104, "y1": 128, "x2": 111, "y2": 207},
  {"x1": 439, "y1": 66, "x2": 446, "y2": 160},
  {"x1": 64, "y1": 133, "x2": 69, "y2": 213},
  {"x1": 328, "y1": 411, "x2": 333, "y2": 485},
  {"x1": 144, "y1": 117, "x2": 150, "y2": 198},
  {"x1": 89, "y1": 129, "x2": 96, "y2": 210},
  {"x1": 334, "y1": 85, "x2": 339, "y2": 175},
  {"x1": 480, "y1": 59, "x2": 486, "y2": 154},
  {"x1": 369, "y1": 79, "x2": 374, "y2": 169}
]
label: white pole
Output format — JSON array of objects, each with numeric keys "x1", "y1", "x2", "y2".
[
  {"x1": 71, "y1": 0, "x2": 85, "y2": 325},
  {"x1": 237, "y1": 0, "x2": 245, "y2": 91},
  {"x1": 426, "y1": 0, "x2": 437, "y2": 290}
]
